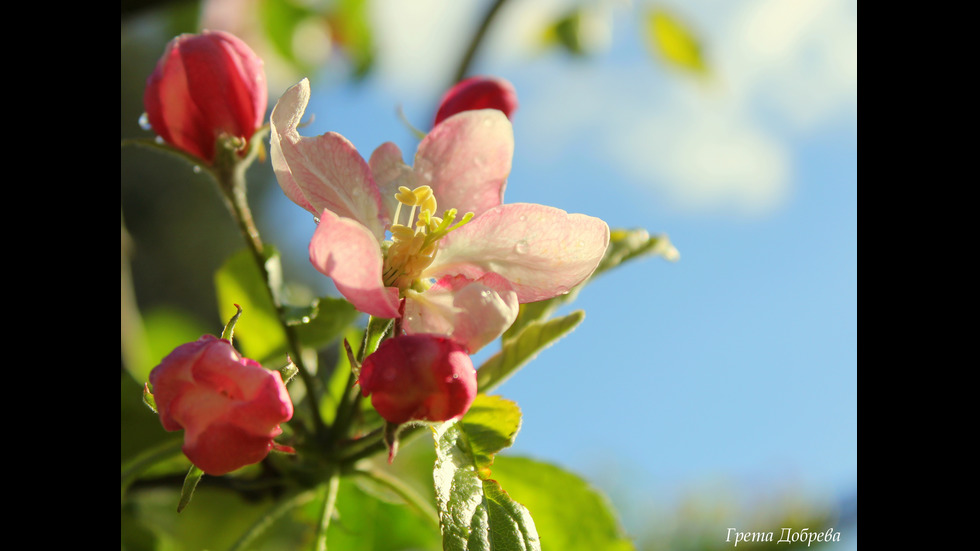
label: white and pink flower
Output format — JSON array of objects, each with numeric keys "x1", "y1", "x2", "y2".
[{"x1": 270, "y1": 78, "x2": 609, "y2": 352}]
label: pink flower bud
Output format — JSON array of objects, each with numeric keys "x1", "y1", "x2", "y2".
[
  {"x1": 433, "y1": 76, "x2": 518, "y2": 127},
  {"x1": 359, "y1": 335, "x2": 478, "y2": 424},
  {"x1": 148, "y1": 335, "x2": 293, "y2": 476},
  {"x1": 143, "y1": 30, "x2": 268, "y2": 164}
]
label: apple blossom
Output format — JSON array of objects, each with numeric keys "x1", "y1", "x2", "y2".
[
  {"x1": 358, "y1": 334, "x2": 477, "y2": 424},
  {"x1": 148, "y1": 335, "x2": 293, "y2": 476},
  {"x1": 433, "y1": 76, "x2": 518, "y2": 127},
  {"x1": 270, "y1": 78, "x2": 609, "y2": 352},
  {"x1": 143, "y1": 30, "x2": 267, "y2": 164}
]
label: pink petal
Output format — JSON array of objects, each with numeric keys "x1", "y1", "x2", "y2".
[
  {"x1": 368, "y1": 141, "x2": 418, "y2": 221},
  {"x1": 403, "y1": 274, "x2": 518, "y2": 353},
  {"x1": 271, "y1": 79, "x2": 386, "y2": 238},
  {"x1": 270, "y1": 81, "x2": 316, "y2": 214},
  {"x1": 309, "y1": 209, "x2": 401, "y2": 318},
  {"x1": 183, "y1": 421, "x2": 278, "y2": 475},
  {"x1": 149, "y1": 336, "x2": 212, "y2": 432},
  {"x1": 428, "y1": 203, "x2": 610, "y2": 303},
  {"x1": 413, "y1": 109, "x2": 513, "y2": 217}
]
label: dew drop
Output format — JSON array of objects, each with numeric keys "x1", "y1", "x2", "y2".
[
  {"x1": 138, "y1": 112, "x2": 152, "y2": 131},
  {"x1": 514, "y1": 240, "x2": 529, "y2": 254},
  {"x1": 452, "y1": 373, "x2": 459, "y2": 379},
  {"x1": 154, "y1": 136, "x2": 165, "y2": 144},
  {"x1": 192, "y1": 165, "x2": 202, "y2": 174}
]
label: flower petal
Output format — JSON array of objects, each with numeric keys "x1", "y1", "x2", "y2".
[
  {"x1": 183, "y1": 421, "x2": 279, "y2": 476},
  {"x1": 270, "y1": 80, "x2": 316, "y2": 214},
  {"x1": 403, "y1": 273, "x2": 518, "y2": 353},
  {"x1": 309, "y1": 209, "x2": 401, "y2": 318},
  {"x1": 271, "y1": 79, "x2": 387, "y2": 238},
  {"x1": 369, "y1": 141, "x2": 418, "y2": 221},
  {"x1": 414, "y1": 109, "x2": 513, "y2": 217},
  {"x1": 428, "y1": 203, "x2": 610, "y2": 303}
]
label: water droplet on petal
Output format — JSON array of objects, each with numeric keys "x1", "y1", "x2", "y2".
[
  {"x1": 452, "y1": 373, "x2": 459, "y2": 379},
  {"x1": 192, "y1": 165, "x2": 202, "y2": 174},
  {"x1": 514, "y1": 240, "x2": 529, "y2": 254},
  {"x1": 138, "y1": 112, "x2": 152, "y2": 131}
]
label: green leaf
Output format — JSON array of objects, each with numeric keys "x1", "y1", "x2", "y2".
[
  {"x1": 479, "y1": 311, "x2": 585, "y2": 393},
  {"x1": 490, "y1": 457, "x2": 635, "y2": 551},
  {"x1": 125, "y1": 307, "x2": 210, "y2": 385},
  {"x1": 644, "y1": 8, "x2": 708, "y2": 74},
  {"x1": 259, "y1": 0, "x2": 317, "y2": 72},
  {"x1": 543, "y1": 9, "x2": 608, "y2": 57},
  {"x1": 594, "y1": 228, "x2": 679, "y2": 279},
  {"x1": 291, "y1": 297, "x2": 361, "y2": 351},
  {"x1": 322, "y1": 477, "x2": 442, "y2": 551},
  {"x1": 330, "y1": 0, "x2": 375, "y2": 78},
  {"x1": 503, "y1": 228, "x2": 676, "y2": 341},
  {"x1": 458, "y1": 395, "x2": 522, "y2": 473},
  {"x1": 214, "y1": 246, "x2": 287, "y2": 363},
  {"x1": 432, "y1": 396, "x2": 540, "y2": 551}
]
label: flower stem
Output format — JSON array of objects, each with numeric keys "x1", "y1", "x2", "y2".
[
  {"x1": 120, "y1": 437, "x2": 184, "y2": 501},
  {"x1": 350, "y1": 468, "x2": 439, "y2": 528},
  {"x1": 330, "y1": 317, "x2": 392, "y2": 446},
  {"x1": 315, "y1": 469, "x2": 341, "y2": 551},
  {"x1": 212, "y1": 130, "x2": 326, "y2": 438},
  {"x1": 450, "y1": 0, "x2": 511, "y2": 86},
  {"x1": 228, "y1": 487, "x2": 319, "y2": 551}
]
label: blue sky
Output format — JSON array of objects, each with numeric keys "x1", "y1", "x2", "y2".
[{"x1": 207, "y1": 0, "x2": 856, "y2": 540}]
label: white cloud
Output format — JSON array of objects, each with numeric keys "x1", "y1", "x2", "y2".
[
  {"x1": 366, "y1": 0, "x2": 855, "y2": 217},
  {"x1": 369, "y1": 0, "x2": 475, "y2": 100},
  {"x1": 726, "y1": 0, "x2": 857, "y2": 130},
  {"x1": 606, "y1": 91, "x2": 792, "y2": 215}
]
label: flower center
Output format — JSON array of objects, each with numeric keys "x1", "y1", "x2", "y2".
[{"x1": 382, "y1": 185, "x2": 473, "y2": 292}]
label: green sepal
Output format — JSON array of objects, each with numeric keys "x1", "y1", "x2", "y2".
[
  {"x1": 277, "y1": 359, "x2": 299, "y2": 385},
  {"x1": 220, "y1": 303, "x2": 244, "y2": 343},
  {"x1": 384, "y1": 420, "x2": 403, "y2": 463},
  {"x1": 177, "y1": 465, "x2": 204, "y2": 513},
  {"x1": 142, "y1": 383, "x2": 157, "y2": 414}
]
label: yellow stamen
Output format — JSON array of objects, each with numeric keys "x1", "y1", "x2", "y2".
[{"x1": 382, "y1": 185, "x2": 474, "y2": 291}]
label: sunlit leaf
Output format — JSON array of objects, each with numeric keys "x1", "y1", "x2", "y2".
[
  {"x1": 259, "y1": 0, "x2": 318, "y2": 72},
  {"x1": 645, "y1": 8, "x2": 708, "y2": 74},
  {"x1": 594, "y1": 228, "x2": 679, "y2": 278},
  {"x1": 458, "y1": 395, "x2": 522, "y2": 474},
  {"x1": 479, "y1": 311, "x2": 584, "y2": 393},
  {"x1": 542, "y1": 8, "x2": 610, "y2": 57},
  {"x1": 328, "y1": 0, "x2": 375, "y2": 78},
  {"x1": 323, "y1": 478, "x2": 442, "y2": 550},
  {"x1": 491, "y1": 457, "x2": 635, "y2": 551},
  {"x1": 432, "y1": 396, "x2": 540, "y2": 551},
  {"x1": 214, "y1": 246, "x2": 287, "y2": 363},
  {"x1": 503, "y1": 228, "x2": 676, "y2": 340},
  {"x1": 291, "y1": 297, "x2": 361, "y2": 350}
]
